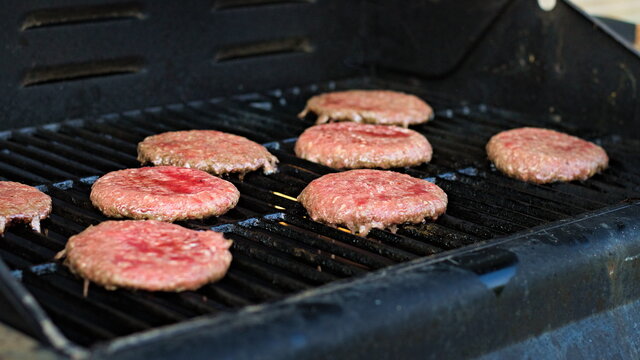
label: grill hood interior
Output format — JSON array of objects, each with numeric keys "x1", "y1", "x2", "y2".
[{"x1": 1, "y1": 0, "x2": 638, "y2": 136}]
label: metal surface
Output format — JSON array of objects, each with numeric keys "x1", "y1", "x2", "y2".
[
  {"x1": 372, "y1": 0, "x2": 640, "y2": 137},
  {"x1": 3, "y1": 0, "x2": 639, "y2": 137},
  {"x1": 0, "y1": 322, "x2": 62, "y2": 360},
  {"x1": 0, "y1": 0, "x2": 639, "y2": 358},
  {"x1": 0, "y1": 75, "x2": 639, "y2": 358},
  {"x1": 0, "y1": 0, "x2": 366, "y2": 130}
]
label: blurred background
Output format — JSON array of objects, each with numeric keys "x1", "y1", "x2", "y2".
[
  {"x1": 573, "y1": 0, "x2": 640, "y2": 24},
  {"x1": 572, "y1": 0, "x2": 640, "y2": 49}
]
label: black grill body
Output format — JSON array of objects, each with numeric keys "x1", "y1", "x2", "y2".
[{"x1": 1, "y1": 1, "x2": 640, "y2": 359}]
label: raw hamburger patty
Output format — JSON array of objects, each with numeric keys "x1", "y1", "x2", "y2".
[
  {"x1": 295, "y1": 122, "x2": 433, "y2": 169},
  {"x1": 91, "y1": 166, "x2": 240, "y2": 221},
  {"x1": 138, "y1": 130, "x2": 279, "y2": 176},
  {"x1": 298, "y1": 90, "x2": 433, "y2": 127},
  {"x1": 486, "y1": 127, "x2": 609, "y2": 184},
  {"x1": 0, "y1": 181, "x2": 51, "y2": 235},
  {"x1": 298, "y1": 169, "x2": 447, "y2": 236},
  {"x1": 59, "y1": 220, "x2": 232, "y2": 292}
]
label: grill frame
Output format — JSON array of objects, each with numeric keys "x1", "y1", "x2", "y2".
[
  {"x1": 4, "y1": 200, "x2": 640, "y2": 360},
  {"x1": 1, "y1": 0, "x2": 640, "y2": 358},
  {"x1": 1, "y1": 73, "x2": 640, "y2": 359}
]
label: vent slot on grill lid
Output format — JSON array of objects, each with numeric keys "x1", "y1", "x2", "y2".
[
  {"x1": 22, "y1": 58, "x2": 145, "y2": 87},
  {"x1": 215, "y1": 37, "x2": 312, "y2": 63},
  {"x1": 213, "y1": 0, "x2": 314, "y2": 11},
  {"x1": 21, "y1": 2, "x2": 145, "y2": 31}
]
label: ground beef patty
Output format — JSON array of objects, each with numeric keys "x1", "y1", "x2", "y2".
[
  {"x1": 298, "y1": 90, "x2": 433, "y2": 127},
  {"x1": 0, "y1": 181, "x2": 51, "y2": 235},
  {"x1": 486, "y1": 127, "x2": 609, "y2": 184},
  {"x1": 298, "y1": 169, "x2": 447, "y2": 236},
  {"x1": 138, "y1": 130, "x2": 278, "y2": 177},
  {"x1": 58, "y1": 220, "x2": 232, "y2": 292},
  {"x1": 91, "y1": 166, "x2": 240, "y2": 221},
  {"x1": 295, "y1": 122, "x2": 432, "y2": 169}
]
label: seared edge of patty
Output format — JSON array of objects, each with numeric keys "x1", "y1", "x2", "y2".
[
  {"x1": 137, "y1": 130, "x2": 279, "y2": 176},
  {"x1": 90, "y1": 167, "x2": 240, "y2": 221},
  {"x1": 294, "y1": 123, "x2": 433, "y2": 169},
  {"x1": 486, "y1": 127, "x2": 609, "y2": 184},
  {"x1": 0, "y1": 181, "x2": 52, "y2": 235},
  {"x1": 58, "y1": 220, "x2": 233, "y2": 292},
  {"x1": 297, "y1": 170, "x2": 447, "y2": 236},
  {"x1": 138, "y1": 152, "x2": 279, "y2": 176},
  {"x1": 298, "y1": 90, "x2": 433, "y2": 127}
]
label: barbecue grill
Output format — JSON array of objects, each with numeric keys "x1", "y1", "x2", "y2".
[{"x1": 2, "y1": 0, "x2": 640, "y2": 359}]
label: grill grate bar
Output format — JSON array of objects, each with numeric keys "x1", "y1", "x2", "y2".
[
  {"x1": 0, "y1": 139, "x2": 101, "y2": 176},
  {"x1": 0, "y1": 150, "x2": 78, "y2": 183},
  {"x1": 11, "y1": 132, "x2": 125, "y2": 175},
  {"x1": 31, "y1": 229, "x2": 71, "y2": 250},
  {"x1": 83, "y1": 120, "x2": 144, "y2": 145},
  {"x1": 228, "y1": 234, "x2": 338, "y2": 284},
  {"x1": 24, "y1": 284, "x2": 119, "y2": 344},
  {"x1": 49, "y1": 198, "x2": 105, "y2": 228},
  {"x1": 398, "y1": 224, "x2": 477, "y2": 250},
  {"x1": 165, "y1": 106, "x2": 274, "y2": 144},
  {"x1": 46, "y1": 213, "x2": 90, "y2": 237},
  {"x1": 0, "y1": 232, "x2": 57, "y2": 265},
  {"x1": 43, "y1": 268, "x2": 193, "y2": 325},
  {"x1": 435, "y1": 214, "x2": 496, "y2": 239},
  {"x1": 254, "y1": 218, "x2": 400, "y2": 267},
  {"x1": 444, "y1": 191, "x2": 543, "y2": 228},
  {"x1": 201, "y1": 101, "x2": 307, "y2": 135},
  {"x1": 415, "y1": 163, "x2": 595, "y2": 214},
  {"x1": 35, "y1": 129, "x2": 139, "y2": 166},
  {"x1": 169, "y1": 292, "x2": 227, "y2": 315},
  {"x1": 224, "y1": 269, "x2": 286, "y2": 301},
  {"x1": 24, "y1": 271, "x2": 152, "y2": 333},
  {"x1": 0, "y1": 249, "x2": 33, "y2": 269},
  {"x1": 98, "y1": 117, "x2": 157, "y2": 139},
  {"x1": 363, "y1": 229, "x2": 441, "y2": 257},
  {"x1": 141, "y1": 109, "x2": 208, "y2": 131},
  {"x1": 419, "y1": 176, "x2": 549, "y2": 223},
  {"x1": 120, "y1": 112, "x2": 178, "y2": 134},
  {"x1": 194, "y1": 102, "x2": 292, "y2": 134},
  {"x1": 60, "y1": 124, "x2": 139, "y2": 154},
  {"x1": 197, "y1": 283, "x2": 254, "y2": 307},
  {"x1": 232, "y1": 223, "x2": 368, "y2": 277},
  {"x1": 231, "y1": 252, "x2": 312, "y2": 291},
  {"x1": 277, "y1": 213, "x2": 423, "y2": 262}
]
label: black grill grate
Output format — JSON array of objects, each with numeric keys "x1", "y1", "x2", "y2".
[{"x1": 2, "y1": 75, "x2": 640, "y2": 347}]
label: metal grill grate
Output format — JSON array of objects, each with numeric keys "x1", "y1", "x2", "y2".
[{"x1": 1, "y1": 75, "x2": 640, "y2": 347}]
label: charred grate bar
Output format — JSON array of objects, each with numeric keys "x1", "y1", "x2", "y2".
[{"x1": 1, "y1": 75, "x2": 640, "y2": 347}]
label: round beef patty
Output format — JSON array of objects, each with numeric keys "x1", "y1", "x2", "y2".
[
  {"x1": 138, "y1": 130, "x2": 279, "y2": 176},
  {"x1": 298, "y1": 169, "x2": 447, "y2": 236},
  {"x1": 59, "y1": 220, "x2": 232, "y2": 292},
  {"x1": 298, "y1": 90, "x2": 433, "y2": 127},
  {"x1": 486, "y1": 127, "x2": 609, "y2": 184},
  {"x1": 91, "y1": 166, "x2": 240, "y2": 221},
  {"x1": 0, "y1": 181, "x2": 51, "y2": 235},
  {"x1": 295, "y1": 122, "x2": 432, "y2": 169}
]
